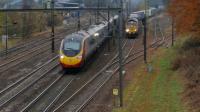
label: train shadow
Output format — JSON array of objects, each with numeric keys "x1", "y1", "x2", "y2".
[{"x1": 62, "y1": 69, "x2": 82, "y2": 75}]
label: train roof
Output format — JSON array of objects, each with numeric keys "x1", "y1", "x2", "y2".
[
  {"x1": 64, "y1": 33, "x2": 84, "y2": 41},
  {"x1": 132, "y1": 10, "x2": 145, "y2": 14},
  {"x1": 86, "y1": 23, "x2": 107, "y2": 35},
  {"x1": 63, "y1": 22, "x2": 107, "y2": 41},
  {"x1": 127, "y1": 18, "x2": 138, "y2": 22},
  {"x1": 63, "y1": 15, "x2": 118, "y2": 41}
]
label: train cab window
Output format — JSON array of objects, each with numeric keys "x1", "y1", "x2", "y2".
[
  {"x1": 63, "y1": 37, "x2": 82, "y2": 57},
  {"x1": 127, "y1": 20, "x2": 138, "y2": 26}
]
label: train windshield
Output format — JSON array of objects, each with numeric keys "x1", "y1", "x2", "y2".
[
  {"x1": 127, "y1": 21, "x2": 137, "y2": 27},
  {"x1": 128, "y1": 20, "x2": 137, "y2": 25},
  {"x1": 63, "y1": 38, "x2": 82, "y2": 57}
]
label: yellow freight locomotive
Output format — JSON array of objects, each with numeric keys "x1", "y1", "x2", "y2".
[{"x1": 125, "y1": 18, "x2": 139, "y2": 38}]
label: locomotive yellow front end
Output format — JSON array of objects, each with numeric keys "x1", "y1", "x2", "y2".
[
  {"x1": 125, "y1": 18, "x2": 139, "y2": 38},
  {"x1": 126, "y1": 25, "x2": 138, "y2": 35}
]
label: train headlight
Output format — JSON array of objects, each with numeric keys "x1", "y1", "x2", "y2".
[
  {"x1": 76, "y1": 55, "x2": 82, "y2": 59},
  {"x1": 94, "y1": 33, "x2": 99, "y2": 37},
  {"x1": 126, "y1": 29, "x2": 130, "y2": 33},
  {"x1": 60, "y1": 55, "x2": 64, "y2": 59}
]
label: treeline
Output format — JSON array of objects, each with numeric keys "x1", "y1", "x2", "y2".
[
  {"x1": 168, "y1": 0, "x2": 200, "y2": 36},
  {"x1": 0, "y1": 12, "x2": 63, "y2": 38}
]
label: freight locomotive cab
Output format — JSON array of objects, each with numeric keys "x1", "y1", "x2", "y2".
[
  {"x1": 126, "y1": 18, "x2": 139, "y2": 38},
  {"x1": 60, "y1": 34, "x2": 84, "y2": 69}
]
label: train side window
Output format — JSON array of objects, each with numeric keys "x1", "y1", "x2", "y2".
[
  {"x1": 89, "y1": 38, "x2": 95, "y2": 45},
  {"x1": 114, "y1": 20, "x2": 117, "y2": 25}
]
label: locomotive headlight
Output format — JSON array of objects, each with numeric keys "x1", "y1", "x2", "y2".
[
  {"x1": 134, "y1": 29, "x2": 137, "y2": 32},
  {"x1": 94, "y1": 33, "x2": 99, "y2": 37},
  {"x1": 126, "y1": 29, "x2": 130, "y2": 32}
]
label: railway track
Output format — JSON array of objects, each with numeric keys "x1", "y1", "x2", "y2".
[
  {"x1": 0, "y1": 15, "x2": 172, "y2": 112},
  {"x1": 0, "y1": 55, "x2": 59, "y2": 109},
  {"x1": 0, "y1": 26, "x2": 76, "y2": 62},
  {"x1": 10, "y1": 35, "x2": 138, "y2": 112},
  {"x1": 41, "y1": 15, "x2": 172, "y2": 112},
  {"x1": 21, "y1": 75, "x2": 75, "y2": 112},
  {"x1": 0, "y1": 24, "x2": 91, "y2": 96},
  {"x1": 50, "y1": 38, "x2": 137, "y2": 112},
  {"x1": 0, "y1": 33, "x2": 169, "y2": 112},
  {"x1": 0, "y1": 40, "x2": 60, "y2": 73},
  {"x1": 0, "y1": 29, "x2": 120, "y2": 112},
  {"x1": 69, "y1": 26, "x2": 173, "y2": 112},
  {"x1": 0, "y1": 56, "x2": 58, "y2": 96},
  {"x1": 151, "y1": 17, "x2": 171, "y2": 48},
  {"x1": 4, "y1": 38, "x2": 128, "y2": 112},
  {"x1": 0, "y1": 16, "x2": 91, "y2": 58},
  {"x1": 74, "y1": 37, "x2": 172, "y2": 112},
  {"x1": 0, "y1": 35, "x2": 53, "y2": 58},
  {"x1": 0, "y1": 24, "x2": 90, "y2": 74}
]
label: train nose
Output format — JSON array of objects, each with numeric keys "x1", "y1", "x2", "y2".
[{"x1": 60, "y1": 55, "x2": 83, "y2": 68}]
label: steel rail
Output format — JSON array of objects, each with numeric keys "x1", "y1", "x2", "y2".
[
  {"x1": 73, "y1": 39, "x2": 138, "y2": 112},
  {"x1": 40, "y1": 38, "x2": 128, "y2": 112},
  {"x1": 0, "y1": 40, "x2": 60, "y2": 74},
  {"x1": 0, "y1": 55, "x2": 58, "y2": 96},
  {"x1": 43, "y1": 78, "x2": 75, "y2": 112},
  {"x1": 51, "y1": 39, "x2": 133, "y2": 112},
  {"x1": 51, "y1": 40, "x2": 129, "y2": 112},
  {"x1": 0, "y1": 24, "x2": 90, "y2": 72},
  {"x1": 20, "y1": 75, "x2": 63, "y2": 112},
  {"x1": 0, "y1": 37, "x2": 51, "y2": 57},
  {"x1": 74, "y1": 14, "x2": 174, "y2": 111},
  {"x1": 0, "y1": 23, "x2": 89, "y2": 59},
  {"x1": 20, "y1": 76, "x2": 75, "y2": 112},
  {"x1": 0, "y1": 62, "x2": 59, "y2": 108},
  {"x1": 52, "y1": 57, "x2": 116, "y2": 112},
  {"x1": 0, "y1": 24, "x2": 82, "y2": 66},
  {"x1": 0, "y1": 38, "x2": 60, "y2": 68},
  {"x1": 75, "y1": 34, "x2": 172, "y2": 112}
]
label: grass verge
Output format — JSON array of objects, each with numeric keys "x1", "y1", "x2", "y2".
[{"x1": 113, "y1": 44, "x2": 187, "y2": 112}]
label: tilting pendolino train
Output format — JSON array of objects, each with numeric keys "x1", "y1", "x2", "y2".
[{"x1": 59, "y1": 16, "x2": 119, "y2": 69}]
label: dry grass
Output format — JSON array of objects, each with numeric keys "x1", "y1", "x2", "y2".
[
  {"x1": 173, "y1": 36, "x2": 200, "y2": 112},
  {"x1": 113, "y1": 46, "x2": 186, "y2": 112}
]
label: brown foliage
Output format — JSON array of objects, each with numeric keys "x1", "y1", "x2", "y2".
[{"x1": 168, "y1": 0, "x2": 200, "y2": 35}]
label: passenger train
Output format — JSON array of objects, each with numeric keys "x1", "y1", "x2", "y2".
[{"x1": 59, "y1": 16, "x2": 119, "y2": 69}]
